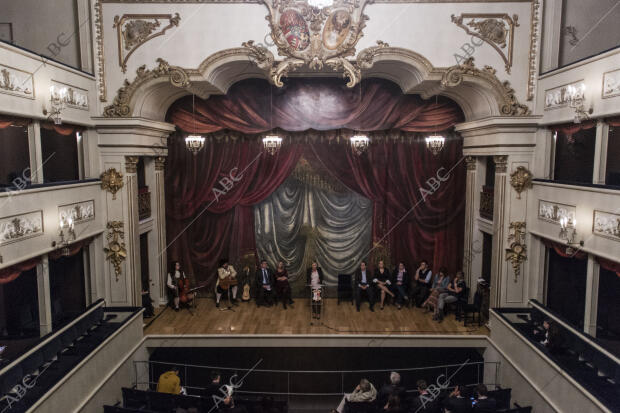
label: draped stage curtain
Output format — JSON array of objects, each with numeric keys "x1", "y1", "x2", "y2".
[
  {"x1": 165, "y1": 78, "x2": 465, "y2": 287},
  {"x1": 254, "y1": 176, "x2": 373, "y2": 290}
]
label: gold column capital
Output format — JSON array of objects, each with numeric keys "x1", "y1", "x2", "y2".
[
  {"x1": 465, "y1": 156, "x2": 477, "y2": 171},
  {"x1": 154, "y1": 156, "x2": 166, "y2": 171},
  {"x1": 125, "y1": 156, "x2": 139, "y2": 173},
  {"x1": 493, "y1": 155, "x2": 508, "y2": 173}
]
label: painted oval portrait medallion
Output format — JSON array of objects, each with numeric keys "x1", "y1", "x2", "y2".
[
  {"x1": 280, "y1": 9, "x2": 310, "y2": 51},
  {"x1": 322, "y1": 10, "x2": 351, "y2": 50}
]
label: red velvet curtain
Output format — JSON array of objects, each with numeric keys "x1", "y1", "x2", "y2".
[
  {"x1": 552, "y1": 120, "x2": 597, "y2": 138},
  {"x1": 606, "y1": 116, "x2": 620, "y2": 127},
  {"x1": 0, "y1": 115, "x2": 31, "y2": 129},
  {"x1": 597, "y1": 256, "x2": 620, "y2": 278},
  {"x1": 40, "y1": 122, "x2": 84, "y2": 136},
  {"x1": 541, "y1": 238, "x2": 587, "y2": 260},
  {"x1": 0, "y1": 257, "x2": 40, "y2": 285},
  {"x1": 48, "y1": 238, "x2": 91, "y2": 261},
  {"x1": 165, "y1": 78, "x2": 465, "y2": 284}
]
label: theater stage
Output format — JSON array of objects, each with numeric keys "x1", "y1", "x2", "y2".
[{"x1": 144, "y1": 298, "x2": 489, "y2": 336}]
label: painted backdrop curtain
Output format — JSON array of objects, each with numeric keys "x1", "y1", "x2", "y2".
[
  {"x1": 254, "y1": 176, "x2": 373, "y2": 290},
  {"x1": 165, "y1": 78, "x2": 465, "y2": 286}
]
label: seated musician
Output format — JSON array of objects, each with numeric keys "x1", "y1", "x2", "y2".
[
  {"x1": 411, "y1": 260, "x2": 433, "y2": 308},
  {"x1": 390, "y1": 261, "x2": 409, "y2": 310},
  {"x1": 306, "y1": 261, "x2": 324, "y2": 319},
  {"x1": 275, "y1": 261, "x2": 294, "y2": 309},
  {"x1": 216, "y1": 258, "x2": 238, "y2": 308},
  {"x1": 255, "y1": 259, "x2": 275, "y2": 307},
  {"x1": 373, "y1": 260, "x2": 395, "y2": 310},
  {"x1": 355, "y1": 261, "x2": 375, "y2": 312},
  {"x1": 166, "y1": 261, "x2": 195, "y2": 311}
]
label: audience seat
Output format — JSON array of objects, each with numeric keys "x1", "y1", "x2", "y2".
[{"x1": 337, "y1": 273, "x2": 353, "y2": 305}]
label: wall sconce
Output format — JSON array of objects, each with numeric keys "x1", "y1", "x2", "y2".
[
  {"x1": 559, "y1": 217, "x2": 584, "y2": 255},
  {"x1": 43, "y1": 86, "x2": 68, "y2": 125},
  {"x1": 566, "y1": 84, "x2": 593, "y2": 124},
  {"x1": 52, "y1": 216, "x2": 76, "y2": 256}
]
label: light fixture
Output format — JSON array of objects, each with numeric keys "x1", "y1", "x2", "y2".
[
  {"x1": 54, "y1": 215, "x2": 76, "y2": 256},
  {"x1": 349, "y1": 134, "x2": 370, "y2": 155},
  {"x1": 425, "y1": 95, "x2": 446, "y2": 156},
  {"x1": 559, "y1": 217, "x2": 583, "y2": 255},
  {"x1": 425, "y1": 134, "x2": 445, "y2": 156},
  {"x1": 308, "y1": 0, "x2": 333, "y2": 8},
  {"x1": 185, "y1": 94, "x2": 205, "y2": 154},
  {"x1": 566, "y1": 83, "x2": 593, "y2": 124},
  {"x1": 262, "y1": 134, "x2": 282, "y2": 155},
  {"x1": 43, "y1": 85, "x2": 68, "y2": 125}
]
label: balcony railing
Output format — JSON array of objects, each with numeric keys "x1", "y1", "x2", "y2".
[
  {"x1": 480, "y1": 185, "x2": 494, "y2": 220},
  {"x1": 138, "y1": 187, "x2": 151, "y2": 220}
]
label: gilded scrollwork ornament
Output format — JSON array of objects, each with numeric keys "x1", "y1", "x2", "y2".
[
  {"x1": 104, "y1": 221, "x2": 127, "y2": 281},
  {"x1": 100, "y1": 168, "x2": 124, "y2": 200},
  {"x1": 509, "y1": 166, "x2": 533, "y2": 199},
  {"x1": 505, "y1": 221, "x2": 527, "y2": 282}
]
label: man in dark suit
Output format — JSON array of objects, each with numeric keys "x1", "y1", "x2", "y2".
[
  {"x1": 354, "y1": 261, "x2": 375, "y2": 312},
  {"x1": 390, "y1": 261, "x2": 410, "y2": 309},
  {"x1": 410, "y1": 380, "x2": 440, "y2": 412},
  {"x1": 442, "y1": 384, "x2": 472, "y2": 413},
  {"x1": 378, "y1": 371, "x2": 406, "y2": 406},
  {"x1": 255, "y1": 260, "x2": 275, "y2": 307},
  {"x1": 472, "y1": 384, "x2": 496, "y2": 413}
]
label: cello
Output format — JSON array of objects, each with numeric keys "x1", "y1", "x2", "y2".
[{"x1": 178, "y1": 276, "x2": 191, "y2": 304}]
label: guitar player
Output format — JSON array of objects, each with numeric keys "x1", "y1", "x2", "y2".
[{"x1": 215, "y1": 258, "x2": 239, "y2": 308}]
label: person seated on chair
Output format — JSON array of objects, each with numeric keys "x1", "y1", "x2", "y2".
[
  {"x1": 307, "y1": 261, "x2": 324, "y2": 319},
  {"x1": 443, "y1": 384, "x2": 472, "y2": 413},
  {"x1": 275, "y1": 260, "x2": 294, "y2": 309},
  {"x1": 533, "y1": 319, "x2": 564, "y2": 354},
  {"x1": 373, "y1": 260, "x2": 395, "y2": 310},
  {"x1": 167, "y1": 261, "x2": 195, "y2": 311},
  {"x1": 410, "y1": 380, "x2": 440, "y2": 412},
  {"x1": 422, "y1": 267, "x2": 450, "y2": 314},
  {"x1": 204, "y1": 370, "x2": 222, "y2": 399},
  {"x1": 256, "y1": 259, "x2": 275, "y2": 307},
  {"x1": 216, "y1": 258, "x2": 238, "y2": 308},
  {"x1": 378, "y1": 372, "x2": 405, "y2": 406},
  {"x1": 384, "y1": 394, "x2": 404, "y2": 413},
  {"x1": 472, "y1": 384, "x2": 496, "y2": 413},
  {"x1": 157, "y1": 365, "x2": 182, "y2": 394},
  {"x1": 141, "y1": 288, "x2": 155, "y2": 318},
  {"x1": 436, "y1": 271, "x2": 466, "y2": 323},
  {"x1": 355, "y1": 261, "x2": 375, "y2": 312},
  {"x1": 390, "y1": 262, "x2": 410, "y2": 309},
  {"x1": 333, "y1": 378, "x2": 377, "y2": 413},
  {"x1": 411, "y1": 260, "x2": 433, "y2": 307}
]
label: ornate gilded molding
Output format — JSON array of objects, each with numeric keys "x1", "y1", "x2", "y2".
[
  {"x1": 451, "y1": 13, "x2": 519, "y2": 74},
  {"x1": 95, "y1": 0, "x2": 107, "y2": 102},
  {"x1": 509, "y1": 166, "x2": 532, "y2": 199},
  {"x1": 505, "y1": 221, "x2": 526, "y2": 282},
  {"x1": 125, "y1": 156, "x2": 139, "y2": 173},
  {"x1": 104, "y1": 221, "x2": 127, "y2": 281},
  {"x1": 442, "y1": 58, "x2": 530, "y2": 116},
  {"x1": 493, "y1": 155, "x2": 508, "y2": 173},
  {"x1": 114, "y1": 13, "x2": 181, "y2": 73},
  {"x1": 465, "y1": 156, "x2": 477, "y2": 170},
  {"x1": 526, "y1": 0, "x2": 540, "y2": 101},
  {"x1": 103, "y1": 58, "x2": 191, "y2": 117},
  {"x1": 101, "y1": 168, "x2": 124, "y2": 200},
  {"x1": 0, "y1": 211, "x2": 43, "y2": 246},
  {"x1": 154, "y1": 156, "x2": 166, "y2": 171}
]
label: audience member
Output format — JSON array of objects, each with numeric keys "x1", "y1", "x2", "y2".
[
  {"x1": 255, "y1": 260, "x2": 275, "y2": 307},
  {"x1": 378, "y1": 371, "x2": 405, "y2": 405},
  {"x1": 204, "y1": 370, "x2": 222, "y2": 399},
  {"x1": 422, "y1": 267, "x2": 450, "y2": 314},
  {"x1": 156, "y1": 366, "x2": 182, "y2": 394},
  {"x1": 435, "y1": 271, "x2": 466, "y2": 323},
  {"x1": 442, "y1": 384, "x2": 472, "y2": 413},
  {"x1": 374, "y1": 260, "x2": 395, "y2": 310},
  {"x1": 355, "y1": 261, "x2": 375, "y2": 312},
  {"x1": 472, "y1": 384, "x2": 496, "y2": 413},
  {"x1": 410, "y1": 379, "x2": 440, "y2": 412},
  {"x1": 274, "y1": 261, "x2": 294, "y2": 309},
  {"x1": 384, "y1": 394, "x2": 404, "y2": 413},
  {"x1": 411, "y1": 260, "x2": 433, "y2": 307},
  {"x1": 333, "y1": 378, "x2": 377, "y2": 413}
]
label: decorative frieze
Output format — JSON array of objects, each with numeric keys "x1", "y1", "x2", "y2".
[
  {"x1": 544, "y1": 80, "x2": 584, "y2": 110},
  {"x1": 51, "y1": 80, "x2": 89, "y2": 110},
  {"x1": 593, "y1": 210, "x2": 620, "y2": 242},
  {"x1": 602, "y1": 68, "x2": 620, "y2": 99},
  {"x1": 0, "y1": 211, "x2": 43, "y2": 246},
  {"x1": 0, "y1": 64, "x2": 34, "y2": 99},
  {"x1": 538, "y1": 200, "x2": 576, "y2": 225},
  {"x1": 58, "y1": 200, "x2": 95, "y2": 225}
]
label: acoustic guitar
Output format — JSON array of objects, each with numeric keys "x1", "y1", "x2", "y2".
[
  {"x1": 219, "y1": 268, "x2": 238, "y2": 290},
  {"x1": 241, "y1": 266, "x2": 251, "y2": 301}
]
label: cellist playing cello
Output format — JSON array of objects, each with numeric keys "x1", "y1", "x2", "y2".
[
  {"x1": 215, "y1": 258, "x2": 239, "y2": 308},
  {"x1": 167, "y1": 261, "x2": 195, "y2": 311}
]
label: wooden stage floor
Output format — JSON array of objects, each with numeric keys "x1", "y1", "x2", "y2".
[{"x1": 144, "y1": 298, "x2": 489, "y2": 336}]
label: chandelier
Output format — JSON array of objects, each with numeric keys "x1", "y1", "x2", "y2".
[
  {"x1": 185, "y1": 135, "x2": 205, "y2": 154},
  {"x1": 349, "y1": 134, "x2": 370, "y2": 155},
  {"x1": 185, "y1": 94, "x2": 205, "y2": 154},
  {"x1": 425, "y1": 134, "x2": 445, "y2": 156},
  {"x1": 263, "y1": 134, "x2": 282, "y2": 155}
]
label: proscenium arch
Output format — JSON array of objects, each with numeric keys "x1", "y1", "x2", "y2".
[{"x1": 117, "y1": 46, "x2": 529, "y2": 123}]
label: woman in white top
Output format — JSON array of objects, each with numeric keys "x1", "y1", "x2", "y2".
[{"x1": 306, "y1": 261, "x2": 324, "y2": 319}]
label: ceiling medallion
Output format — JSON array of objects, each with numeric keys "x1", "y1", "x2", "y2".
[
  {"x1": 509, "y1": 166, "x2": 533, "y2": 199},
  {"x1": 247, "y1": 0, "x2": 376, "y2": 88}
]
